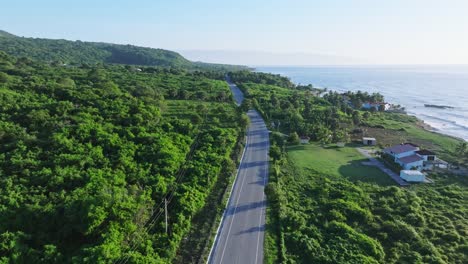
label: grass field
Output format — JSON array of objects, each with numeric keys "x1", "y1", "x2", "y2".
[
  {"x1": 361, "y1": 112, "x2": 461, "y2": 163},
  {"x1": 287, "y1": 143, "x2": 395, "y2": 186}
]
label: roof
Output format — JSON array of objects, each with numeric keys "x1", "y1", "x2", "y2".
[
  {"x1": 400, "y1": 170, "x2": 424, "y2": 176},
  {"x1": 363, "y1": 137, "x2": 376, "y2": 141},
  {"x1": 383, "y1": 144, "x2": 418, "y2": 154},
  {"x1": 398, "y1": 154, "x2": 424, "y2": 164},
  {"x1": 416, "y1": 149, "x2": 436, "y2": 156},
  {"x1": 300, "y1": 136, "x2": 310, "y2": 140},
  {"x1": 364, "y1": 102, "x2": 388, "y2": 105}
]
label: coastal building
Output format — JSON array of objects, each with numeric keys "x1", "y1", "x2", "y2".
[
  {"x1": 397, "y1": 154, "x2": 424, "y2": 170},
  {"x1": 362, "y1": 102, "x2": 391, "y2": 111},
  {"x1": 300, "y1": 136, "x2": 310, "y2": 144},
  {"x1": 400, "y1": 170, "x2": 426, "y2": 182},
  {"x1": 362, "y1": 137, "x2": 377, "y2": 146},
  {"x1": 383, "y1": 143, "x2": 437, "y2": 171},
  {"x1": 383, "y1": 144, "x2": 420, "y2": 159}
]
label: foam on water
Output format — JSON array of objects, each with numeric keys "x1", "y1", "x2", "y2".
[{"x1": 256, "y1": 65, "x2": 468, "y2": 141}]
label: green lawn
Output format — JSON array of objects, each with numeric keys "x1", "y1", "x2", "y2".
[
  {"x1": 362, "y1": 112, "x2": 461, "y2": 163},
  {"x1": 287, "y1": 143, "x2": 395, "y2": 186}
]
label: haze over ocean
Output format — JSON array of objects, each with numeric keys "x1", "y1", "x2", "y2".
[{"x1": 256, "y1": 66, "x2": 468, "y2": 141}]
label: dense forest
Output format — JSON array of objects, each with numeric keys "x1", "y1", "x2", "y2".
[
  {"x1": 0, "y1": 30, "x2": 246, "y2": 71},
  {"x1": 0, "y1": 51, "x2": 246, "y2": 263},
  {"x1": 230, "y1": 71, "x2": 467, "y2": 264}
]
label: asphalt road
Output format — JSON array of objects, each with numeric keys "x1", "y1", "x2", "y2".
[{"x1": 208, "y1": 81, "x2": 269, "y2": 264}]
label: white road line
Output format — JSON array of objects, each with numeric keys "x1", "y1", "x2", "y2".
[
  {"x1": 255, "y1": 137, "x2": 268, "y2": 264},
  {"x1": 218, "y1": 128, "x2": 252, "y2": 263},
  {"x1": 206, "y1": 134, "x2": 248, "y2": 264}
]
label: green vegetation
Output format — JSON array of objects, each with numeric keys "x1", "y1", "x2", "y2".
[
  {"x1": 0, "y1": 51, "x2": 245, "y2": 263},
  {"x1": 362, "y1": 112, "x2": 461, "y2": 162},
  {"x1": 230, "y1": 71, "x2": 467, "y2": 264},
  {"x1": 0, "y1": 30, "x2": 247, "y2": 71},
  {"x1": 269, "y1": 158, "x2": 467, "y2": 263},
  {"x1": 288, "y1": 143, "x2": 394, "y2": 186}
]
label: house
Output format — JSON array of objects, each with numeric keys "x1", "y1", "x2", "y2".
[
  {"x1": 416, "y1": 149, "x2": 436, "y2": 161},
  {"x1": 416, "y1": 149, "x2": 437, "y2": 169},
  {"x1": 397, "y1": 154, "x2": 424, "y2": 170},
  {"x1": 362, "y1": 137, "x2": 377, "y2": 146},
  {"x1": 300, "y1": 136, "x2": 310, "y2": 144},
  {"x1": 383, "y1": 143, "x2": 423, "y2": 170},
  {"x1": 400, "y1": 170, "x2": 426, "y2": 182},
  {"x1": 362, "y1": 102, "x2": 391, "y2": 111},
  {"x1": 383, "y1": 143, "x2": 436, "y2": 171},
  {"x1": 383, "y1": 144, "x2": 419, "y2": 160}
]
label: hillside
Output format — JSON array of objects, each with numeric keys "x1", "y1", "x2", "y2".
[{"x1": 0, "y1": 30, "x2": 246, "y2": 70}]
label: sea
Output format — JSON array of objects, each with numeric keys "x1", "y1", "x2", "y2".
[{"x1": 255, "y1": 66, "x2": 468, "y2": 141}]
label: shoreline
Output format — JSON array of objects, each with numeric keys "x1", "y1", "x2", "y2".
[{"x1": 412, "y1": 115, "x2": 466, "y2": 142}]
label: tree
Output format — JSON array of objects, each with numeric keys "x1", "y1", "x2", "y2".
[
  {"x1": 239, "y1": 114, "x2": 250, "y2": 128},
  {"x1": 289, "y1": 132, "x2": 300, "y2": 145},
  {"x1": 269, "y1": 145, "x2": 282, "y2": 161},
  {"x1": 352, "y1": 111, "x2": 361, "y2": 125}
]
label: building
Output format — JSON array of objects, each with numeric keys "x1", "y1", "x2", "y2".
[
  {"x1": 383, "y1": 143, "x2": 437, "y2": 171},
  {"x1": 397, "y1": 154, "x2": 424, "y2": 170},
  {"x1": 362, "y1": 137, "x2": 377, "y2": 146},
  {"x1": 416, "y1": 149, "x2": 437, "y2": 169},
  {"x1": 300, "y1": 136, "x2": 310, "y2": 144},
  {"x1": 416, "y1": 149, "x2": 436, "y2": 161},
  {"x1": 362, "y1": 102, "x2": 391, "y2": 111},
  {"x1": 400, "y1": 170, "x2": 426, "y2": 182},
  {"x1": 383, "y1": 144, "x2": 419, "y2": 159}
]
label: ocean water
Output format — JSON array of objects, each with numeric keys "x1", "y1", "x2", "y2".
[{"x1": 256, "y1": 66, "x2": 468, "y2": 141}]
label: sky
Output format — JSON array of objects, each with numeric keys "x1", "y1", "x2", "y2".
[{"x1": 2, "y1": 0, "x2": 468, "y2": 65}]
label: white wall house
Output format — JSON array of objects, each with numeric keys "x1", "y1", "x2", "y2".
[
  {"x1": 300, "y1": 136, "x2": 310, "y2": 144},
  {"x1": 362, "y1": 102, "x2": 391, "y2": 111},
  {"x1": 396, "y1": 155, "x2": 424, "y2": 170},
  {"x1": 400, "y1": 170, "x2": 426, "y2": 182},
  {"x1": 362, "y1": 137, "x2": 377, "y2": 146},
  {"x1": 383, "y1": 144, "x2": 420, "y2": 160},
  {"x1": 383, "y1": 143, "x2": 434, "y2": 171}
]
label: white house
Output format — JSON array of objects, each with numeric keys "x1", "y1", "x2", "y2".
[
  {"x1": 383, "y1": 144, "x2": 420, "y2": 159},
  {"x1": 362, "y1": 137, "x2": 377, "y2": 146},
  {"x1": 362, "y1": 102, "x2": 391, "y2": 111},
  {"x1": 397, "y1": 154, "x2": 424, "y2": 170},
  {"x1": 383, "y1": 143, "x2": 437, "y2": 171},
  {"x1": 300, "y1": 136, "x2": 310, "y2": 144},
  {"x1": 400, "y1": 170, "x2": 426, "y2": 182}
]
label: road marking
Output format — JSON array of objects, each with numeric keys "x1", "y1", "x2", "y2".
[
  {"x1": 206, "y1": 134, "x2": 248, "y2": 264},
  {"x1": 218, "y1": 127, "x2": 253, "y2": 263},
  {"x1": 255, "y1": 137, "x2": 268, "y2": 264}
]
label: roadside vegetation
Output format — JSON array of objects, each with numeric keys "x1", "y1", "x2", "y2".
[
  {"x1": 230, "y1": 70, "x2": 467, "y2": 264},
  {"x1": 0, "y1": 51, "x2": 245, "y2": 263}
]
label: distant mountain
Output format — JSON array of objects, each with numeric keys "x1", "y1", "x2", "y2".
[
  {"x1": 179, "y1": 50, "x2": 367, "y2": 66},
  {"x1": 0, "y1": 30, "x2": 247, "y2": 70}
]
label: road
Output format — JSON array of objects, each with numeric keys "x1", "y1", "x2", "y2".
[{"x1": 207, "y1": 80, "x2": 269, "y2": 264}]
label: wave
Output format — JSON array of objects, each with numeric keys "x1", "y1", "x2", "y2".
[{"x1": 417, "y1": 113, "x2": 468, "y2": 131}]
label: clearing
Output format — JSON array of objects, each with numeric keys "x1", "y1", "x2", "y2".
[{"x1": 287, "y1": 143, "x2": 395, "y2": 186}]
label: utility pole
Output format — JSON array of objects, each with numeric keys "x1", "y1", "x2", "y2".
[{"x1": 164, "y1": 198, "x2": 168, "y2": 234}]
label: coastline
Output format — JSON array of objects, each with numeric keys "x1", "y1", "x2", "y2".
[
  {"x1": 413, "y1": 115, "x2": 466, "y2": 142},
  {"x1": 254, "y1": 66, "x2": 468, "y2": 143}
]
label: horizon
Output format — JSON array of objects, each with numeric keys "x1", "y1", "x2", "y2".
[{"x1": 2, "y1": 0, "x2": 468, "y2": 65}]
